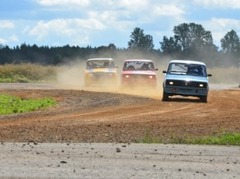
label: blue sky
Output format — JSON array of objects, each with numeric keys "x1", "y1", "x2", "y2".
[{"x1": 0, "y1": 0, "x2": 240, "y2": 49}]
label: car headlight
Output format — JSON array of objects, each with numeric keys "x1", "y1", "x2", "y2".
[
  {"x1": 169, "y1": 81, "x2": 174, "y2": 85},
  {"x1": 125, "y1": 75, "x2": 130, "y2": 78},
  {"x1": 149, "y1": 75, "x2": 153, "y2": 79},
  {"x1": 199, "y1": 84, "x2": 204, "y2": 87}
]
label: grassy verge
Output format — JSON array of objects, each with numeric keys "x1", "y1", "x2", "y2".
[
  {"x1": 0, "y1": 94, "x2": 56, "y2": 115},
  {"x1": 0, "y1": 64, "x2": 57, "y2": 83},
  {"x1": 137, "y1": 131, "x2": 240, "y2": 145},
  {"x1": 183, "y1": 133, "x2": 240, "y2": 145}
]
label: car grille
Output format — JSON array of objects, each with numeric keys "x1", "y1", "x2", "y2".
[
  {"x1": 166, "y1": 80, "x2": 208, "y2": 88},
  {"x1": 92, "y1": 72, "x2": 115, "y2": 77}
]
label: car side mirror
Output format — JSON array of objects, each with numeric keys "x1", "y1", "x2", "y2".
[
  {"x1": 163, "y1": 70, "x2": 167, "y2": 73},
  {"x1": 155, "y1": 68, "x2": 158, "y2": 71},
  {"x1": 208, "y1": 74, "x2": 212, "y2": 77}
]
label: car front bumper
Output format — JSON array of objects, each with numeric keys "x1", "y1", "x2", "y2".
[
  {"x1": 85, "y1": 73, "x2": 117, "y2": 85},
  {"x1": 121, "y1": 76, "x2": 157, "y2": 88},
  {"x1": 164, "y1": 85, "x2": 208, "y2": 97}
]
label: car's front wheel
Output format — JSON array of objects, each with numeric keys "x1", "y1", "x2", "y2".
[
  {"x1": 162, "y1": 90, "x2": 169, "y2": 101},
  {"x1": 199, "y1": 95, "x2": 208, "y2": 103}
]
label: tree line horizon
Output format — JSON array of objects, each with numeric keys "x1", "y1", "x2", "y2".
[{"x1": 0, "y1": 22, "x2": 239, "y2": 67}]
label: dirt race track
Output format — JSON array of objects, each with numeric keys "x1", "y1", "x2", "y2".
[{"x1": 0, "y1": 83, "x2": 239, "y2": 143}]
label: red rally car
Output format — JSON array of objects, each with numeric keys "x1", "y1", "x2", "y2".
[{"x1": 121, "y1": 59, "x2": 158, "y2": 88}]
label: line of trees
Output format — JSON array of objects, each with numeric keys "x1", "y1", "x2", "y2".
[{"x1": 0, "y1": 22, "x2": 239, "y2": 67}]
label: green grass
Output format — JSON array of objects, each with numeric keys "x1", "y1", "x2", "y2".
[
  {"x1": 137, "y1": 131, "x2": 240, "y2": 146},
  {"x1": 0, "y1": 94, "x2": 56, "y2": 115},
  {"x1": 138, "y1": 130, "x2": 163, "y2": 143},
  {"x1": 183, "y1": 133, "x2": 240, "y2": 145}
]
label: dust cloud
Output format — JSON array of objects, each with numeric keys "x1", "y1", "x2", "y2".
[
  {"x1": 56, "y1": 60, "x2": 85, "y2": 90},
  {"x1": 54, "y1": 55, "x2": 239, "y2": 99},
  {"x1": 54, "y1": 58, "x2": 163, "y2": 99},
  {"x1": 208, "y1": 67, "x2": 240, "y2": 89}
]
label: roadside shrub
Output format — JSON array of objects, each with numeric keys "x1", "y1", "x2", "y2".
[{"x1": 0, "y1": 64, "x2": 57, "y2": 83}]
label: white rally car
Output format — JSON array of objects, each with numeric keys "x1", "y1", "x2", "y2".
[{"x1": 162, "y1": 60, "x2": 212, "y2": 102}]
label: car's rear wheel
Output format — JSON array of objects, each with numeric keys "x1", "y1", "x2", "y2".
[
  {"x1": 199, "y1": 95, "x2": 207, "y2": 103},
  {"x1": 162, "y1": 91, "x2": 169, "y2": 101}
]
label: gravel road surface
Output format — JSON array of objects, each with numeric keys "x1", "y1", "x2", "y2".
[{"x1": 0, "y1": 142, "x2": 239, "y2": 179}]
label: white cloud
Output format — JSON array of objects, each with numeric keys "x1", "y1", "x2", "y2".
[
  {"x1": 88, "y1": 10, "x2": 133, "y2": 32},
  {"x1": 202, "y1": 18, "x2": 240, "y2": 46},
  {"x1": 28, "y1": 19, "x2": 105, "y2": 38},
  {"x1": 0, "y1": 20, "x2": 14, "y2": 29},
  {"x1": 0, "y1": 35, "x2": 18, "y2": 45},
  {"x1": 115, "y1": 1, "x2": 186, "y2": 19},
  {"x1": 194, "y1": 0, "x2": 240, "y2": 9},
  {"x1": 118, "y1": 0, "x2": 149, "y2": 10},
  {"x1": 27, "y1": 0, "x2": 189, "y2": 47},
  {"x1": 210, "y1": 18, "x2": 240, "y2": 29},
  {"x1": 9, "y1": 35, "x2": 19, "y2": 42},
  {"x1": 153, "y1": 4, "x2": 185, "y2": 17},
  {"x1": 35, "y1": 0, "x2": 187, "y2": 33},
  {"x1": 90, "y1": 1, "x2": 186, "y2": 30},
  {"x1": 0, "y1": 38, "x2": 7, "y2": 44},
  {"x1": 36, "y1": 0, "x2": 90, "y2": 7},
  {"x1": 25, "y1": 18, "x2": 106, "y2": 46}
]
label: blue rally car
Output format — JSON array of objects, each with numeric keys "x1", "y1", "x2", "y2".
[{"x1": 162, "y1": 60, "x2": 212, "y2": 102}]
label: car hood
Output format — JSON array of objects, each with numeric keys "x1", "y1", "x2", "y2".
[
  {"x1": 165, "y1": 74, "x2": 209, "y2": 83},
  {"x1": 122, "y1": 70, "x2": 156, "y2": 75}
]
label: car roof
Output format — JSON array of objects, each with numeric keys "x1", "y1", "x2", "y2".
[
  {"x1": 169, "y1": 60, "x2": 206, "y2": 66},
  {"x1": 124, "y1": 59, "x2": 153, "y2": 62},
  {"x1": 87, "y1": 58, "x2": 114, "y2": 62}
]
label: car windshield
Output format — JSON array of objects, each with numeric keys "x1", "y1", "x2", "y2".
[
  {"x1": 122, "y1": 61, "x2": 155, "y2": 71},
  {"x1": 167, "y1": 63, "x2": 207, "y2": 77},
  {"x1": 87, "y1": 60, "x2": 114, "y2": 69}
]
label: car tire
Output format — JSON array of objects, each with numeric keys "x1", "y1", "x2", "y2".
[
  {"x1": 162, "y1": 90, "x2": 169, "y2": 101},
  {"x1": 199, "y1": 95, "x2": 207, "y2": 103}
]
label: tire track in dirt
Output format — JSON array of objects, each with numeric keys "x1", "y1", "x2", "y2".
[{"x1": 0, "y1": 84, "x2": 239, "y2": 143}]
